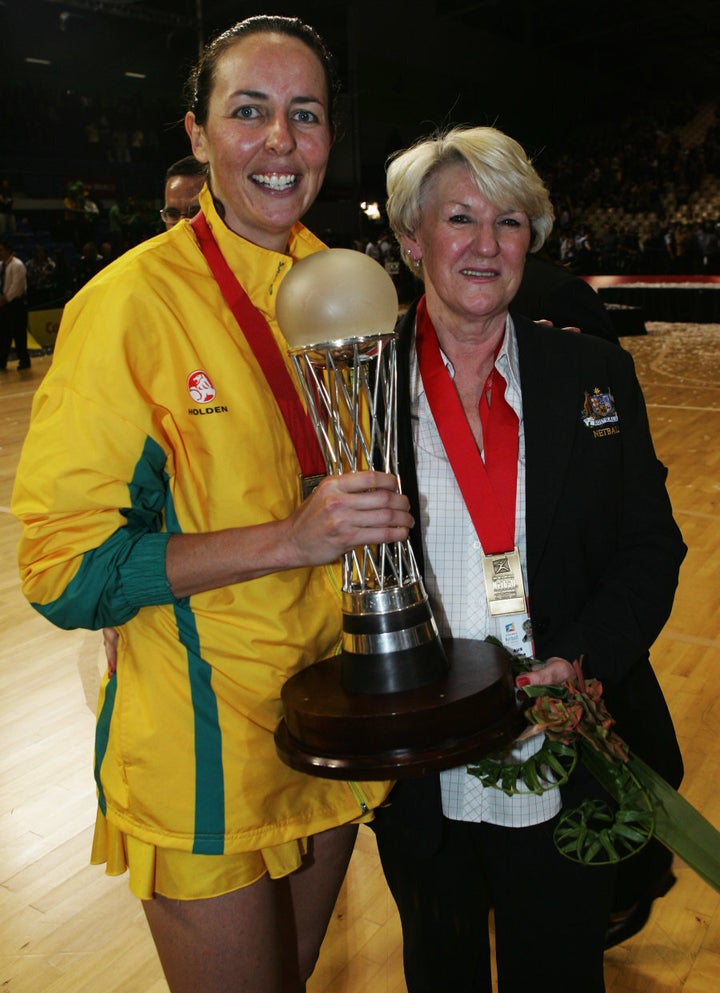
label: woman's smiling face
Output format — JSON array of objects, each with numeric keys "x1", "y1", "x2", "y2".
[
  {"x1": 404, "y1": 162, "x2": 532, "y2": 332},
  {"x1": 186, "y1": 31, "x2": 332, "y2": 252}
]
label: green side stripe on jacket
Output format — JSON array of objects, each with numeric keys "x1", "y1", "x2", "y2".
[
  {"x1": 164, "y1": 478, "x2": 226, "y2": 854},
  {"x1": 172, "y1": 602, "x2": 226, "y2": 854},
  {"x1": 94, "y1": 673, "x2": 117, "y2": 817}
]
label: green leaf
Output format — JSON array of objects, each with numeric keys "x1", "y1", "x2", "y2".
[
  {"x1": 621, "y1": 755, "x2": 720, "y2": 893},
  {"x1": 471, "y1": 650, "x2": 720, "y2": 888},
  {"x1": 467, "y1": 738, "x2": 577, "y2": 796}
]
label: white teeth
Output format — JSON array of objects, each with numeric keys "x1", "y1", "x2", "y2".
[
  {"x1": 461, "y1": 268, "x2": 497, "y2": 277},
  {"x1": 251, "y1": 173, "x2": 297, "y2": 190}
]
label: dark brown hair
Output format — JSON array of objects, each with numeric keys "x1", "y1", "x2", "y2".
[{"x1": 186, "y1": 15, "x2": 340, "y2": 135}]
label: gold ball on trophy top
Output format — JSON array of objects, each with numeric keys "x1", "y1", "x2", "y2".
[{"x1": 276, "y1": 248, "x2": 399, "y2": 349}]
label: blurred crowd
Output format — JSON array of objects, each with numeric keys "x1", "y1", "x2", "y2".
[
  {"x1": 1, "y1": 185, "x2": 166, "y2": 309},
  {"x1": 2, "y1": 83, "x2": 720, "y2": 314},
  {"x1": 539, "y1": 98, "x2": 720, "y2": 275}
]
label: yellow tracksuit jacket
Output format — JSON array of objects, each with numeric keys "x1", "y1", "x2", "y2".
[{"x1": 13, "y1": 188, "x2": 388, "y2": 854}]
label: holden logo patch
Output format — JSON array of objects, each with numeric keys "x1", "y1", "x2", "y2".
[{"x1": 188, "y1": 369, "x2": 216, "y2": 404}]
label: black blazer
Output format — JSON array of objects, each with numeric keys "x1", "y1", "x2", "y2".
[
  {"x1": 378, "y1": 303, "x2": 686, "y2": 851},
  {"x1": 511, "y1": 252, "x2": 619, "y2": 345}
]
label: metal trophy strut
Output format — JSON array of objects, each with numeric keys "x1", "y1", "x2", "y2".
[{"x1": 273, "y1": 249, "x2": 523, "y2": 779}]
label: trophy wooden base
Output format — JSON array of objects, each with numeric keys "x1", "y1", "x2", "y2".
[{"x1": 274, "y1": 638, "x2": 525, "y2": 779}]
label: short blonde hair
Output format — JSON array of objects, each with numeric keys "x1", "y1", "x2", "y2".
[{"x1": 386, "y1": 126, "x2": 554, "y2": 270}]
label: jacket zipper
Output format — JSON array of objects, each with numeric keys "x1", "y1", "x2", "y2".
[{"x1": 348, "y1": 780, "x2": 370, "y2": 816}]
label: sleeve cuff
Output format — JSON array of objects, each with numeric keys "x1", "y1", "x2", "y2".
[{"x1": 118, "y1": 532, "x2": 175, "y2": 607}]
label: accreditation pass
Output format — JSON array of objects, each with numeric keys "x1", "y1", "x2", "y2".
[{"x1": 482, "y1": 547, "x2": 527, "y2": 616}]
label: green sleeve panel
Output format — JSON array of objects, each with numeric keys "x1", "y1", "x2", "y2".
[
  {"x1": 31, "y1": 530, "x2": 174, "y2": 629},
  {"x1": 30, "y1": 435, "x2": 179, "y2": 630}
]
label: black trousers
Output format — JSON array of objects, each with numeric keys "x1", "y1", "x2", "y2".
[
  {"x1": 0, "y1": 299, "x2": 29, "y2": 367},
  {"x1": 374, "y1": 806, "x2": 615, "y2": 993}
]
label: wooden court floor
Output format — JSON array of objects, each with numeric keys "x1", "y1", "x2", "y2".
[{"x1": 2, "y1": 321, "x2": 720, "y2": 992}]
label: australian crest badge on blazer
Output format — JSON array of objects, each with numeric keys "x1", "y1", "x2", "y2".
[{"x1": 581, "y1": 387, "x2": 620, "y2": 437}]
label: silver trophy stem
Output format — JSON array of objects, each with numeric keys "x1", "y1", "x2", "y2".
[{"x1": 290, "y1": 333, "x2": 448, "y2": 693}]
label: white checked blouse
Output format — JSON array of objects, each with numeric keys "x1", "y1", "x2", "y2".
[{"x1": 409, "y1": 314, "x2": 562, "y2": 827}]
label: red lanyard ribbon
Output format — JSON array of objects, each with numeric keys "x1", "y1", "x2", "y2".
[
  {"x1": 415, "y1": 296, "x2": 519, "y2": 553},
  {"x1": 191, "y1": 211, "x2": 324, "y2": 481}
]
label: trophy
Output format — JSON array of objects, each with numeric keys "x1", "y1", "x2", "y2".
[{"x1": 273, "y1": 249, "x2": 523, "y2": 779}]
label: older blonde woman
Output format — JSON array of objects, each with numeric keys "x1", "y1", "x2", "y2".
[{"x1": 372, "y1": 126, "x2": 685, "y2": 993}]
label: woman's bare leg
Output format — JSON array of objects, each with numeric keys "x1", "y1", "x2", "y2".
[
  {"x1": 143, "y1": 873, "x2": 286, "y2": 993},
  {"x1": 286, "y1": 822, "x2": 358, "y2": 982},
  {"x1": 142, "y1": 822, "x2": 358, "y2": 993}
]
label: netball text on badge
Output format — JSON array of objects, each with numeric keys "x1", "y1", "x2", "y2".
[{"x1": 581, "y1": 387, "x2": 620, "y2": 439}]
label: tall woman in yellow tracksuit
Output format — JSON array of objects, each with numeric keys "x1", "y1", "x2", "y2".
[{"x1": 12, "y1": 16, "x2": 411, "y2": 993}]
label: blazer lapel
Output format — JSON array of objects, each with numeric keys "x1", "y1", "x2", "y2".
[
  {"x1": 395, "y1": 300, "x2": 426, "y2": 576},
  {"x1": 516, "y1": 316, "x2": 580, "y2": 585}
]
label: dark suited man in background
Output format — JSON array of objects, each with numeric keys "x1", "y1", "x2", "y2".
[
  {"x1": 0, "y1": 236, "x2": 30, "y2": 371},
  {"x1": 512, "y1": 250, "x2": 620, "y2": 345}
]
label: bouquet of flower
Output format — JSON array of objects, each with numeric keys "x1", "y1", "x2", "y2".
[{"x1": 468, "y1": 653, "x2": 720, "y2": 890}]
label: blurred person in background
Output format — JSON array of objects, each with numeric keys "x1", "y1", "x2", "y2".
[{"x1": 160, "y1": 155, "x2": 207, "y2": 229}]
